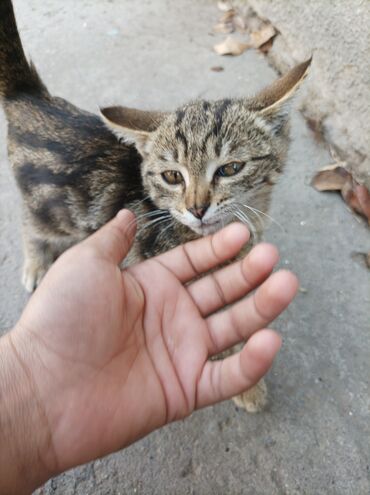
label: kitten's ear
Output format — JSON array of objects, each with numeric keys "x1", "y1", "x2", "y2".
[
  {"x1": 100, "y1": 106, "x2": 167, "y2": 156},
  {"x1": 250, "y1": 58, "x2": 312, "y2": 133}
]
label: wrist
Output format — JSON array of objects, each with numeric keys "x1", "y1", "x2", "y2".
[{"x1": 0, "y1": 328, "x2": 57, "y2": 494}]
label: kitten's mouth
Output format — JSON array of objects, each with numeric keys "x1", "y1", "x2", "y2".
[{"x1": 174, "y1": 209, "x2": 232, "y2": 236}]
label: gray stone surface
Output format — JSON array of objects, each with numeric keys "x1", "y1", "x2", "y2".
[
  {"x1": 245, "y1": 0, "x2": 370, "y2": 187},
  {"x1": 0, "y1": 0, "x2": 369, "y2": 493}
]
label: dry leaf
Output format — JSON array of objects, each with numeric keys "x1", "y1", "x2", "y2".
[
  {"x1": 355, "y1": 184, "x2": 370, "y2": 220},
  {"x1": 312, "y1": 162, "x2": 370, "y2": 222},
  {"x1": 311, "y1": 164, "x2": 350, "y2": 191},
  {"x1": 259, "y1": 37, "x2": 274, "y2": 53},
  {"x1": 220, "y1": 9, "x2": 236, "y2": 23},
  {"x1": 213, "y1": 9, "x2": 236, "y2": 33},
  {"x1": 250, "y1": 24, "x2": 276, "y2": 48},
  {"x1": 214, "y1": 36, "x2": 250, "y2": 56},
  {"x1": 233, "y1": 14, "x2": 247, "y2": 32},
  {"x1": 217, "y1": 1, "x2": 233, "y2": 12},
  {"x1": 212, "y1": 5, "x2": 249, "y2": 36},
  {"x1": 341, "y1": 181, "x2": 370, "y2": 220},
  {"x1": 213, "y1": 22, "x2": 234, "y2": 34},
  {"x1": 210, "y1": 65, "x2": 224, "y2": 72}
]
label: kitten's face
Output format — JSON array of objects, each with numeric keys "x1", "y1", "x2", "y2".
[
  {"x1": 141, "y1": 100, "x2": 288, "y2": 235},
  {"x1": 101, "y1": 59, "x2": 310, "y2": 235}
]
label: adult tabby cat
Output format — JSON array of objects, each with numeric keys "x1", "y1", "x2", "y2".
[{"x1": 0, "y1": 0, "x2": 310, "y2": 410}]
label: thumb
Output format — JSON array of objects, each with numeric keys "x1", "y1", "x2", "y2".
[{"x1": 83, "y1": 209, "x2": 137, "y2": 264}]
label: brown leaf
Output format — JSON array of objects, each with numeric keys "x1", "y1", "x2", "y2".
[
  {"x1": 259, "y1": 38, "x2": 274, "y2": 53},
  {"x1": 341, "y1": 182, "x2": 370, "y2": 221},
  {"x1": 311, "y1": 164, "x2": 351, "y2": 191},
  {"x1": 355, "y1": 184, "x2": 370, "y2": 221},
  {"x1": 312, "y1": 162, "x2": 370, "y2": 222},
  {"x1": 210, "y1": 65, "x2": 225, "y2": 72},
  {"x1": 250, "y1": 24, "x2": 277, "y2": 48},
  {"x1": 220, "y1": 9, "x2": 237, "y2": 23},
  {"x1": 213, "y1": 22, "x2": 234, "y2": 34},
  {"x1": 341, "y1": 179, "x2": 362, "y2": 213},
  {"x1": 214, "y1": 36, "x2": 250, "y2": 56},
  {"x1": 213, "y1": 9, "x2": 237, "y2": 34}
]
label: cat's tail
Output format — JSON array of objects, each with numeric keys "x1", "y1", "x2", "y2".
[{"x1": 0, "y1": 0, "x2": 47, "y2": 98}]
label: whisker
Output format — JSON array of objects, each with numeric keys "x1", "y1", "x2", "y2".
[
  {"x1": 231, "y1": 207, "x2": 256, "y2": 241},
  {"x1": 241, "y1": 203, "x2": 284, "y2": 232},
  {"x1": 137, "y1": 217, "x2": 172, "y2": 236},
  {"x1": 156, "y1": 221, "x2": 174, "y2": 242},
  {"x1": 241, "y1": 203, "x2": 264, "y2": 229},
  {"x1": 127, "y1": 209, "x2": 171, "y2": 233},
  {"x1": 140, "y1": 215, "x2": 171, "y2": 230},
  {"x1": 134, "y1": 195, "x2": 151, "y2": 207},
  {"x1": 131, "y1": 209, "x2": 170, "y2": 226},
  {"x1": 238, "y1": 203, "x2": 285, "y2": 232},
  {"x1": 135, "y1": 210, "x2": 168, "y2": 222}
]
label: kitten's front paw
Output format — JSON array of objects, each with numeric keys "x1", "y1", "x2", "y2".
[
  {"x1": 233, "y1": 379, "x2": 268, "y2": 413},
  {"x1": 22, "y1": 261, "x2": 47, "y2": 292}
]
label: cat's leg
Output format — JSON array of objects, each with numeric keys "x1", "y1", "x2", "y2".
[
  {"x1": 21, "y1": 229, "x2": 55, "y2": 292},
  {"x1": 233, "y1": 378, "x2": 268, "y2": 413}
]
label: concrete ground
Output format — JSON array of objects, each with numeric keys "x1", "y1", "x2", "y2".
[{"x1": 0, "y1": 0, "x2": 369, "y2": 493}]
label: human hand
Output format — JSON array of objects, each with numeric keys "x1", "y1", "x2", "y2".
[{"x1": 0, "y1": 210, "x2": 298, "y2": 493}]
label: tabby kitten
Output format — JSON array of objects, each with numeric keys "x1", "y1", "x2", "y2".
[{"x1": 0, "y1": 0, "x2": 310, "y2": 411}]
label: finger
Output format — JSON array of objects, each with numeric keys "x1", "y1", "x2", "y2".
[
  {"x1": 206, "y1": 270, "x2": 298, "y2": 355},
  {"x1": 188, "y1": 243, "x2": 279, "y2": 317},
  {"x1": 154, "y1": 223, "x2": 250, "y2": 283},
  {"x1": 82, "y1": 209, "x2": 136, "y2": 264},
  {"x1": 196, "y1": 329, "x2": 281, "y2": 408}
]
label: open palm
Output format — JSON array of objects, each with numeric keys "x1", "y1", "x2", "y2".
[{"x1": 13, "y1": 210, "x2": 297, "y2": 476}]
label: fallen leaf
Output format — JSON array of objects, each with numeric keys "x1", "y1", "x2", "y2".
[
  {"x1": 341, "y1": 180, "x2": 362, "y2": 214},
  {"x1": 213, "y1": 21, "x2": 234, "y2": 34},
  {"x1": 233, "y1": 14, "x2": 247, "y2": 32},
  {"x1": 355, "y1": 184, "x2": 370, "y2": 220},
  {"x1": 312, "y1": 161, "x2": 370, "y2": 222},
  {"x1": 250, "y1": 24, "x2": 277, "y2": 48},
  {"x1": 220, "y1": 9, "x2": 237, "y2": 23},
  {"x1": 213, "y1": 9, "x2": 236, "y2": 33},
  {"x1": 311, "y1": 164, "x2": 350, "y2": 191},
  {"x1": 341, "y1": 181, "x2": 370, "y2": 220},
  {"x1": 214, "y1": 36, "x2": 250, "y2": 56},
  {"x1": 210, "y1": 65, "x2": 225, "y2": 72},
  {"x1": 217, "y1": 1, "x2": 233, "y2": 12},
  {"x1": 259, "y1": 37, "x2": 274, "y2": 53}
]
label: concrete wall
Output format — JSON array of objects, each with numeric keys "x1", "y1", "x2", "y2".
[{"x1": 246, "y1": 0, "x2": 370, "y2": 188}]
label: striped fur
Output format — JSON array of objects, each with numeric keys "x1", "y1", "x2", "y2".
[{"x1": 0, "y1": 0, "x2": 310, "y2": 292}]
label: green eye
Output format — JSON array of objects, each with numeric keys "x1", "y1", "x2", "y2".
[
  {"x1": 215, "y1": 162, "x2": 245, "y2": 178},
  {"x1": 161, "y1": 170, "x2": 184, "y2": 185}
]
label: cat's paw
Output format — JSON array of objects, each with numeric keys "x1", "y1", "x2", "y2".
[
  {"x1": 22, "y1": 260, "x2": 47, "y2": 292},
  {"x1": 233, "y1": 379, "x2": 268, "y2": 413}
]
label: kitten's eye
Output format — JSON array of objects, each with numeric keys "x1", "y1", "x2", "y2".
[
  {"x1": 161, "y1": 170, "x2": 184, "y2": 185},
  {"x1": 215, "y1": 162, "x2": 245, "y2": 178}
]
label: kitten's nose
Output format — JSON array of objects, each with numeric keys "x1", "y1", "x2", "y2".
[{"x1": 188, "y1": 205, "x2": 209, "y2": 220}]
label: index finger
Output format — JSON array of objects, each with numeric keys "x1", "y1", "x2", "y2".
[{"x1": 153, "y1": 223, "x2": 250, "y2": 284}]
